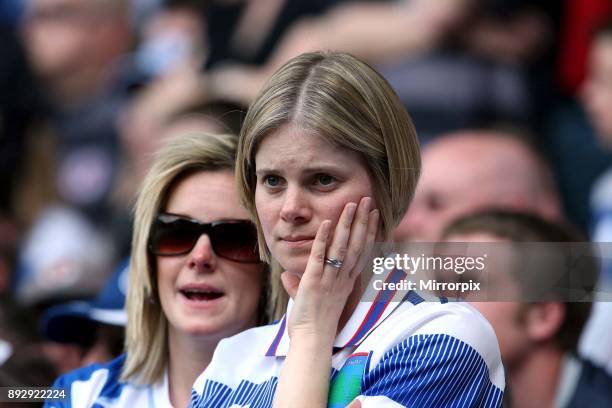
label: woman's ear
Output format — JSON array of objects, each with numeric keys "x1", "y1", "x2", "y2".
[{"x1": 524, "y1": 302, "x2": 565, "y2": 344}]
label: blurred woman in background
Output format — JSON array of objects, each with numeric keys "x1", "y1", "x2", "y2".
[{"x1": 46, "y1": 133, "x2": 268, "y2": 408}]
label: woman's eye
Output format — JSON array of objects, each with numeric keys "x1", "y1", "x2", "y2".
[
  {"x1": 314, "y1": 174, "x2": 336, "y2": 186},
  {"x1": 263, "y1": 175, "x2": 282, "y2": 187}
]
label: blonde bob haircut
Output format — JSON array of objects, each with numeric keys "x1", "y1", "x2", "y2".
[
  {"x1": 122, "y1": 132, "x2": 250, "y2": 384},
  {"x1": 236, "y1": 51, "x2": 421, "y2": 263},
  {"x1": 236, "y1": 52, "x2": 421, "y2": 319}
]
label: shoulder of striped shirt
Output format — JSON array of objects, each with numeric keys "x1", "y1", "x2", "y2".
[
  {"x1": 193, "y1": 302, "x2": 504, "y2": 390},
  {"x1": 365, "y1": 300, "x2": 505, "y2": 390},
  {"x1": 358, "y1": 334, "x2": 504, "y2": 407},
  {"x1": 53, "y1": 354, "x2": 125, "y2": 385},
  {"x1": 48, "y1": 354, "x2": 139, "y2": 407},
  {"x1": 192, "y1": 321, "x2": 282, "y2": 391}
]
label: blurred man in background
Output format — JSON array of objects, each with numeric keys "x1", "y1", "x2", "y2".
[
  {"x1": 19, "y1": 0, "x2": 134, "y2": 227},
  {"x1": 22, "y1": 0, "x2": 131, "y2": 107},
  {"x1": 11, "y1": 0, "x2": 136, "y2": 314},
  {"x1": 39, "y1": 258, "x2": 128, "y2": 374},
  {"x1": 394, "y1": 130, "x2": 561, "y2": 242},
  {"x1": 443, "y1": 210, "x2": 612, "y2": 408}
]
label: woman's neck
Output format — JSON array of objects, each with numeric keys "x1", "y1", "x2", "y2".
[{"x1": 167, "y1": 330, "x2": 218, "y2": 408}]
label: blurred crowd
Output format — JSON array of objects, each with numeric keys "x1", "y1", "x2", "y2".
[{"x1": 1, "y1": 0, "x2": 612, "y2": 405}]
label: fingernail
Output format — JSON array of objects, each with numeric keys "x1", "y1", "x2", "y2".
[
  {"x1": 347, "y1": 203, "x2": 357, "y2": 219},
  {"x1": 362, "y1": 197, "x2": 372, "y2": 211},
  {"x1": 323, "y1": 220, "x2": 332, "y2": 237}
]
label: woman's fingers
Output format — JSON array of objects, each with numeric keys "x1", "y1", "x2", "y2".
[
  {"x1": 319, "y1": 202, "x2": 357, "y2": 278},
  {"x1": 327, "y1": 198, "x2": 371, "y2": 274},
  {"x1": 303, "y1": 197, "x2": 374, "y2": 287},
  {"x1": 303, "y1": 219, "x2": 332, "y2": 282},
  {"x1": 351, "y1": 209, "x2": 379, "y2": 280},
  {"x1": 341, "y1": 197, "x2": 373, "y2": 275},
  {"x1": 329, "y1": 202, "x2": 358, "y2": 262}
]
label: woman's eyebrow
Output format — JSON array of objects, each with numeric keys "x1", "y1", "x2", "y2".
[
  {"x1": 301, "y1": 165, "x2": 345, "y2": 174},
  {"x1": 256, "y1": 164, "x2": 342, "y2": 173},
  {"x1": 255, "y1": 162, "x2": 348, "y2": 179},
  {"x1": 255, "y1": 167, "x2": 279, "y2": 176}
]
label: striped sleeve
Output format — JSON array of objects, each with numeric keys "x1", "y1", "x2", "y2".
[
  {"x1": 360, "y1": 334, "x2": 504, "y2": 407},
  {"x1": 44, "y1": 375, "x2": 71, "y2": 408}
]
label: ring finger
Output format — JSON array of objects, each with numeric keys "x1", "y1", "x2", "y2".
[{"x1": 321, "y1": 201, "x2": 358, "y2": 281}]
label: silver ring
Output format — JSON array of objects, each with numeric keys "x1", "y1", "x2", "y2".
[{"x1": 324, "y1": 257, "x2": 343, "y2": 269}]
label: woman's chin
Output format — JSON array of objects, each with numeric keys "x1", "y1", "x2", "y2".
[
  {"x1": 280, "y1": 269, "x2": 305, "y2": 299},
  {"x1": 276, "y1": 256, "x2": 308, "y2": 276}
]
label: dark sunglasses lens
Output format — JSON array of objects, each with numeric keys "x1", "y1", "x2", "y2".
[
  {"x1": 213, "y1": 222, "x2": 260, "y2": 262},
  {"x1": 151, "y1": 220, "x2": 199, "y2": 255}
]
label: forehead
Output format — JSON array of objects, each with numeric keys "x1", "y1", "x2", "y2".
[
  {"x1": 254, "y1": 125, "x2": 365, "y2": 170},
  {"x1": 592, "y1": 35, "x2": 612, "y2": 63},
  {"x1": 419, "y1": 141, "x2": 491, "y2": 198},
  {"x1": 164, "y1": 170, "x2": 249, "y2": 221},
  {"x1": 420, "y1": 138, "x2": 532, "y2": 194}
]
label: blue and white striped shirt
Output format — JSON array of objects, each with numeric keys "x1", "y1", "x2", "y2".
[
  {"x1": 191, "y1": 269, "x2": 505, "y2": 407},
  {"x1": 45, "y1": 355, "x2": 172, "y2": 408}
]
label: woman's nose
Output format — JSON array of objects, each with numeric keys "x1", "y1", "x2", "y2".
[
  {"x1": 279, "y1": 187, "x2": 311, "y2": 224},
  {"x1": 188, "y1": 234, "x2": 217, "y2": 271}
]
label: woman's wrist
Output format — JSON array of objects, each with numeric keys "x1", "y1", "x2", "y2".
[{"x1": 289, "y1": 332, "x2": 335, "y2": 353}]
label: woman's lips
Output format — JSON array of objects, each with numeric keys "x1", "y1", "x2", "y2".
[
  {"x1": 179, "y1": 290, "x2": 225, "y2": 309},
  {"x1": 178, "y1": 285, "x2": 225, "y2": 308},
  {"x1": 281, "y1": 237, "x2": 314, "y2": 249}
]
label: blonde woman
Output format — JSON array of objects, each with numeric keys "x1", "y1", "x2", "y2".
[
  {"x1": 191, "y1": 52, "x2": 504, "y2": 407},
  {"x1": 46, "y1": 133, "x2": 267, "y2": 408}
]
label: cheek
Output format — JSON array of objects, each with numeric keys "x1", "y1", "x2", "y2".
[
  {"x1": 155, "y1": 260, "x2": 165, "y2": 290},
  {"x1": 254, "y1": 190, "x2": 271, "y2": 224},
  {"x1": 155, "y1": 259, "x2": 180, "y2": 295},
  {"x1": 255, "y1": 191, "x2": 279, "y2": 239},
  {"x1": 323, "y1": 188, "x2": 373, "y2": 224},
  {"x1": 482, "y1": 305, "x2": 521, "y2": 336},
  {"x1": 229, "y1": 266, "x2": 264, "y2": 304},
  {"x1": 319, "y1": 200, "x2": 346, "y2": 227}
]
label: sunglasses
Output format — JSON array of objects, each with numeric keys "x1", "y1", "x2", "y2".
[{"x1": 148, "y1": 213, "x2": 261, "y2": 263}]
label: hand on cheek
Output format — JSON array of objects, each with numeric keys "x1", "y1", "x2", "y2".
[{"x1": 283, "y1": 196, "x2": 379, "y2": 343}]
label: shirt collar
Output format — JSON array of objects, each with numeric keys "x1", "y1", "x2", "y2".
[
  {"x1": 554, "y1": 353, "x2": 582, "y2": 408},
  {"x1": 265, "y1": 264, "x2": 410, "y2": 357}
]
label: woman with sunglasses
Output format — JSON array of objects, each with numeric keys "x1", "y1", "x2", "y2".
[
  {"x1": 191, "y1": 52, "x2": 505, "y2": 408},
  {"x1": 46, "y1": 133, "x2": 267, "y2": 408}
]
